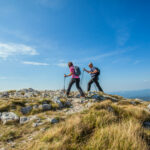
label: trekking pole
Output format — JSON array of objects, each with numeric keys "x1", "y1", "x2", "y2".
[
  {"x1": 63, "y1": 76, "x2": 66, "y2": 93},
  {"x1": 81, "y1": 70, "x2": 85, "y2": 86}
]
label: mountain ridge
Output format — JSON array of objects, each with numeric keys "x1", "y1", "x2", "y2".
[{"x1": 0, "y1": 88, "x2": 150, "y2": 150}]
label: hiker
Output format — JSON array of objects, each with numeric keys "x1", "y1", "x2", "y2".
[
  {"x1": 64, "y1": 62, "x2": 85, "y2": 97},
  {"x1": 83, "y1": 62, "x2": 103, "y2": 92}
]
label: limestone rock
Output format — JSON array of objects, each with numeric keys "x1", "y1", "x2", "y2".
[
  {"x1": 0, "y1": 92, "x2": 9, "y2": 98},
  {"x1": 39, "y1": 104, "x2": 51, "y2": 111},
  {"x1": 1, "y1": 112, "x2": 19, "y2": 125},
  {"x1": 102, "y1": 95, "x2": 118, "y2": 102},
  {"x1": 20, "y1": 116, "x2": 29, "y2": 124},
  {"x1": 41, "y1": 92, "x2": 49, "y2": 98},
  {"x1": 52, "y1": 96, "x2": 63, "y2": 108},
  {"x1": 24, "y1": 92, "x2": 34, "y2": 98},
  {"x1": 147, "y1": 104, "x2": 150, "y2": 110},
  {"x1": 91, "y1": 94, "x2": 105, "y2": 101},
  {"x1": 48, "y1": 118, "x2": 59, "y2": 124},
  {"x1": 21, "y1": 106, "x2": 32, "y2": 115},
  {"x1": 32, "y1": 122, "x2": 43, "y2": 127}
]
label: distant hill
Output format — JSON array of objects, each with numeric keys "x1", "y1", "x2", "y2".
[{"x1": 110, "y1": 89, "x2": 150, "y2": 101}]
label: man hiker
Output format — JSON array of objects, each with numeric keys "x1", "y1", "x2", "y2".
[
  {"x1": 64, "y1": 62, "x2": 85, "y2": 97},
  {"x1": 84, "y1": 62, "x2": 103, "y2": 92}
]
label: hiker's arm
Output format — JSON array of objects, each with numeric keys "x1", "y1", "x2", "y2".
[
  {"x1": 64, "y1": 72, "x2": 73, "y2": 77},
  {"x1": 83, "y1": 68, "x2": 91, "y2": 73},
  {"x1": 83, "y1": 68, "x2": 98, "y2": 74},
  {"x1": 91, "y1": 69, "x2": 98, "y2": 74}
]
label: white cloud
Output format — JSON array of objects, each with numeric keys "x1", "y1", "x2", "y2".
[
  {"x1": 56, "y1": 62, "x2": 67, "y2": 67},
  {"x1": 23, "y1": 61, "x2": 49, "y2": 66},
  {"x1": 0, "y1": 42, "x2": 38, "y2": 59},
  {"x1": 82, "y1": 49, "x2": 128, "y2": 62}
]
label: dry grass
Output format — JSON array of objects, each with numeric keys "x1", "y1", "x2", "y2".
[
  {"x1": 27, "y1": 100, "x2": 150, "y2": 150},
  {"x1": 0, "y1": 95, "x2": 150, "y2": 150}
]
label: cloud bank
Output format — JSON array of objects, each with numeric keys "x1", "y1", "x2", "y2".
[
  {"x1": 0, "y1": 42, "x2": 38, "y2": 59},
  {"x1": 22, "y1": 61, "x2": 49, "y2": 66}
]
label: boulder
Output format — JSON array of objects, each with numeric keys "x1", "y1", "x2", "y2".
[
  {"x1": 20, "y1": 116, "x2": 29, "y2": 124},
  {"x1": 21, "y1": 106, "x2": 32, "y2": 115},
  {"x1": 1, "y1": 112, "x2": 19, "y2": 125},
  {"x1": 102, "y1": 95, "x2": 118, "y2": 102},
  {"x1": 28, "y1": 88, "x2": 35, "y2": 92},
  {"x1": 147, "y1": 104, "x2": 150, "y2": 110},
  {"x1": 41, "y1": 93, "x2": 49, "y2": 98},
  {"x1": 52, "y1": 96, "x2": 63, "y2": 108},
  {"x1": 20, "y1": 88, "x2": 35, "y2": 93},
  {"x1": 24, "y1": 92, "x2": 34, "y2": 98},
  {"x1": 14, "y1": 91, "x2": 23, "y2": 98},
  {"x1": 0, "y1": 92, "x2": 9, "y2": 98},
  {"x1": 32, "y1": 122, "x2": 43, "y2": 127},
  {"x1": 48, "y1": 118, "x2": 59, "y2": 124},
  {"x1": 91, "y1": 94, "x2": 105, "y2": 101},
  {"x1": 39, "y1": 104, "x2": 51, "y2": 111}
]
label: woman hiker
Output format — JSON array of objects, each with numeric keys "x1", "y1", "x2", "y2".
[{"x1": 64, "y1": 62, "x2": 85, "y2": 98}]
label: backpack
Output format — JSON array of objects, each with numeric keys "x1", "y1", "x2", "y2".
[
  {"x1": 95, "y1": 67, "x2": 100, "y2": 76},
  {"x1": 74, "y1": 66, "x2": 81, "y2": 76}
]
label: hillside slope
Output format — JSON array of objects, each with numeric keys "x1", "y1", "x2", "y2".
[{"x1": 0, "y1": 89, "x2": 150, "y2": 150}]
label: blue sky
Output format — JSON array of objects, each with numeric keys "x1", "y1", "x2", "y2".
[{"x1": 0, "y1": 0, "x2": 150, "y2": 92}]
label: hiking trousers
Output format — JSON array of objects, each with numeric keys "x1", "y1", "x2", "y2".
[
  {"x1": 66, "y1": 78, "x2": 85, "y2": 96},
  {"x1": 87, "y1": 77, "x2": 103, "y2": 92}
]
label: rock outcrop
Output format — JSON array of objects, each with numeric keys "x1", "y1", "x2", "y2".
[{"x1": 0, "y1": 112, "x2": 19, "y2": 125}]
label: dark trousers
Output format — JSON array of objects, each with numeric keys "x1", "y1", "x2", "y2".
[
  {"x1": 88, "y1": 77, "x2": 103, "y2": 92},
  {"x1": 67, "y1": 78, "x2": 84, "y2": 96}
]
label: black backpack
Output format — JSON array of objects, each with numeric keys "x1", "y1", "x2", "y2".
[
  {"x1": 95, "y1": 67, "x2": 100, "y2": 76},
  {"x1": 74, "y1": 66, "x2": 81, "y2": 76}
]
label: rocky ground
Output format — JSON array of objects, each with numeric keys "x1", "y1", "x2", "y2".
[{"x1": 0, "y1": 88, "x2": 150, "y2": 150}]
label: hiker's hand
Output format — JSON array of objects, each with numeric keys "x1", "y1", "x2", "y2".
[
  {"x1": 83, "y1": 68, "x2": 86, "y2": 71},
  {"x1": 64, "y1": 74, "x2": 67, "y2": 77}
]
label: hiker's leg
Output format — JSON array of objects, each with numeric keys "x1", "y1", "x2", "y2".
[
  {"x1": 93, "y1": 78, "x2": 103, "y2": 92},
  {"x1": 75, "y1": 78, "x2": 85, "y2": 96},
  {"x1": 66, "y1": 78, "x2": 75, "y2": 95},
  {"x1": 87, "y1": 79, "x2": 94, "y2": 91}
]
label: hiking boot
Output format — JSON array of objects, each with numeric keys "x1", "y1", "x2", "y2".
[{"x1": 66, "y1": 95, "x2": 72, "y2": 98}]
